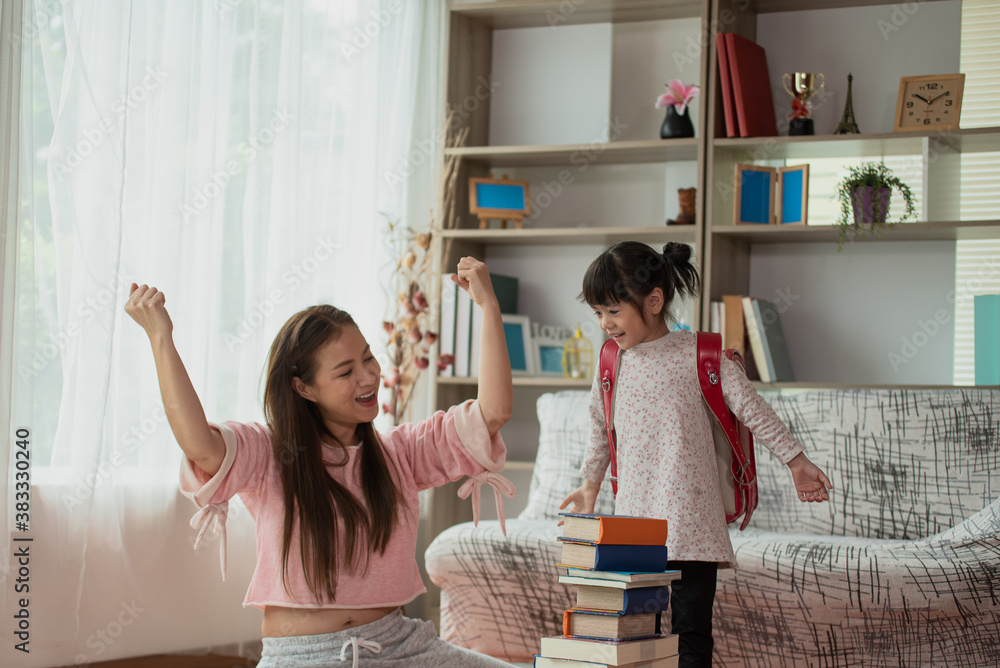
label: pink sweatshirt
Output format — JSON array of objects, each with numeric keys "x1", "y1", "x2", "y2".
[{"x1": 179, "y1": 399, "x2": 513, "y2": 610}]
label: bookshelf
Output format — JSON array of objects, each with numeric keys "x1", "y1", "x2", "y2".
[
  {"x1": 703, "y1": 0, "x2": 1000, "y2": 386},
  {"x1": 423, "y1": 0, "x2": 711, "y2": 623}
]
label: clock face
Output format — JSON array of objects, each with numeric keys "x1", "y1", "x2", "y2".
[{"x1": 895, "y1": 74, "x2": 965, "y2": 132}]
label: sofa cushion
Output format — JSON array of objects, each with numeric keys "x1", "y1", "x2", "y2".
[{"x1": 517, "y1": 391, "x2": 616, "y2": 521}]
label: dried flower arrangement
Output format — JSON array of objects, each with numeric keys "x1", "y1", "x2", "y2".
[{"x1": 380, "y1": 110, "x2": 468, "y2": 425}]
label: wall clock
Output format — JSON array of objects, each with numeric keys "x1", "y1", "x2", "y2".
[{"x1": 893, "y1": 73, "x2": 965, "y2": 132}]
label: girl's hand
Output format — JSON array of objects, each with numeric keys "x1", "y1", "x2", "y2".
[
  {"x1": 452, "y1": 257, "x2": 498, "y2": 310},
  {"x1": 124, "y1": 283, "x2": 173, "y2": 341},
  {"x1": 557, "y1": 480, "x2": 601, "y2": 526},
  {"x1": 787, "y1": 452, "x2": 833, "y2": 503}
]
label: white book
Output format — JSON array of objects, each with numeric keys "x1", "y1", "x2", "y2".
[
  {"x1": 741, "y1": 297, "x2": 770, "y2": 383},
  {"x1": 558, "y1": 573, "x2": 680, "y2": 590},
  {"x1": 438, "y1": 274, "x2": 458, "y2": 378},
  {"x1": 533, "y1": 654, "x2": 678, "y2": 668},
  {"x1": 454, "y1": 286, "x2": 474, "y2": 377},
  {"x1": 539, "y1": 634, "x2": 679, "y2": 665},
  {"x1": 709, "y1": 301, "x2": 721, "y2": 334}
]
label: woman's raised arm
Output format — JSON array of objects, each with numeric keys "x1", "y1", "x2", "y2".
[{"x1": 124, "y1": 283, "x2": 225, "y2": 476}]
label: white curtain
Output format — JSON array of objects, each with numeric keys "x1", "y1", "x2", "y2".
[{"x1": 2, "y1": 0, "x2": 443, "y2": 665}]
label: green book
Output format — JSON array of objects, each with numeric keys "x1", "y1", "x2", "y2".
[
  {"x1": 975, "y1": 295, "x2": 1000, "y2": 385},
  {"x1": 490, "y1": 273, "x2": 518, "y2": 314}
]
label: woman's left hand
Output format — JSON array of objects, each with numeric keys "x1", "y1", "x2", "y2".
[
  {"x1": 787, "y1": 452, "x2": 833, "y2": 503},
  {"x1": 452, "y1": 257, "x2": 498, "y2": 310}
]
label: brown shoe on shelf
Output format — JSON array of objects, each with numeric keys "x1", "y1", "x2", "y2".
[{"x1": 667, "y1": 187, "x2": 696, "y2": 225}]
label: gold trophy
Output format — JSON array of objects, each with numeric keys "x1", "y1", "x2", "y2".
[{"x1": 782, "y1": 72, "x2": 825, "y2": 136}]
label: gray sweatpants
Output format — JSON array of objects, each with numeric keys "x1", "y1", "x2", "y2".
[{"x1": 255, "y1": 608, "x2": 514, "y2": 667}]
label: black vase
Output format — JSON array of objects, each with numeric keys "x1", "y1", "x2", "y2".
[{"x1": 660, "y1": 106, "x2": 694, "y2": 139}]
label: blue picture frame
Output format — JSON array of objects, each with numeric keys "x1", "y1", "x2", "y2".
[
  {"x1": 501, "y1": 314, "x2": 534, "y2": 376},
  {"x1": 778, "y1": 164, "x2": 809, "y2": 225},
  {"x1": 734, "y1": 164, "x2": 776, "y2": 225}
]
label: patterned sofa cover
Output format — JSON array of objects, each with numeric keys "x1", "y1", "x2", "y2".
[{"x1": 424, "y1": 389, "x2": 1000, "y2": 666}]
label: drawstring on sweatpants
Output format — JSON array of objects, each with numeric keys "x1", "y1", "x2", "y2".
[{"x1": 339, "y1": 637, "x2": 382, "y2": 667}]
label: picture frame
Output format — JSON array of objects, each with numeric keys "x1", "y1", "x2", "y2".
[
  {"x1": 501, "y1": 314, "x2": 534, "y2": 376},
  {"x1": 534, "y1": 335, "x2": 567, "y2": 377},
  {"x1": 776, "y1": 164, "x2": 809, "y2": 225},
  {"x1": 469, "y1": 175, "x2": 532, "y2": 229},
  {"x1": 733, "y1": 164, "x2": 776, "y2": 225}
]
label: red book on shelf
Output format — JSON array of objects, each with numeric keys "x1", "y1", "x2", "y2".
[
  {"x1": 715, "y1": 33, "x2": 737, "y2": 138},
  {"x1": 724, "y1": 33, "x2": 778, "y2": 137}
]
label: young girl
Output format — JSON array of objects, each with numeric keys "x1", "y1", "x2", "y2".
[
  {"x1": 125, "y1": 257, "x2": 516, "y2": 668},
  {"x1": 560, "y1": 241, "x2": 832, "y2": 668}
]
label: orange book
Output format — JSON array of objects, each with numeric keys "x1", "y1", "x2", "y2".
[
  {"x1": 562, "y1": 609, "x2": 661, "y2": 641},
  {"x1": 558, "y1": 513, "x2": 667, "y2": 545},
  {"x1": 721, "y1": 294, "x2": 746, "y2": 359}
]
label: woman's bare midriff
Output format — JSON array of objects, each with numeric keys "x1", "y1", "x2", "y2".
[{"x1": 262, "y1": 604, "x2": 399, "y2": 638}]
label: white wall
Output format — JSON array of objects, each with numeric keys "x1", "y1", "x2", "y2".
[{"x1": 749, "y1": 240, "x2": 956, "y2": 384}]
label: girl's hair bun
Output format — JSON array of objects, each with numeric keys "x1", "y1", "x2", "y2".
[{"x1": 662, "y1": 241, "x2": 692, "y2": 264}]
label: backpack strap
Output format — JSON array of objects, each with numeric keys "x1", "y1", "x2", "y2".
[
  {"x1": 696, "y1": 332, "x2": 753, "y2": 494},
  {"x1": 598, "y1": 339, "x2": 622, "y2": 497}
]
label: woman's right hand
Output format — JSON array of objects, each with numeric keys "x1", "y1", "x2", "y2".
[
  {"x1": 124, "y1": 283, "x2": 173, "y2": 340},
  {"x1": 557, "y1": 480, "x2": 601, "y2": 526}
]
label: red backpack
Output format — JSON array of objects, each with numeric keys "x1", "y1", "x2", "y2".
[{"x1": 598, "y1": 332, "x2": 758, "y2": 531}]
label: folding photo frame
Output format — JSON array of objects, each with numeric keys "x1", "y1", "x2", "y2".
[
  {"x1": 777, "y1": 164, "x2": 809, "y2": 225},
  {"x1": 733, "y1": 164, "x2": 776, "y2": 225},
  {"x1": 501, "y1": 314, "x2": 534, "y2": 376}
]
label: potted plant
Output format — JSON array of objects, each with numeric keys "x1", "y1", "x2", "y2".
[
  {"x1": 655, "y1": 80, "x2": 699, "y2": 139},
  {"x1": 833, "y1": 161, "x2": 916, "y2": 251}
]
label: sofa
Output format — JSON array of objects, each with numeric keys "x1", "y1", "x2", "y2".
[{"x1": 424, "y1": 388, "x2": 1000, "y2": 666}]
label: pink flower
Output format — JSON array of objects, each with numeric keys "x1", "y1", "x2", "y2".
[
  {"x1": 436, "y1": 354, "x2": 455, "y2": 371},
  {"x1": 382, "y1": 403, "x2": 393, "y2": 415},
  {"x1": 655, "y1": 80, "x2": 700, "y2": 116},
  {"x1": 407, "y1": 327, "x2": 422, "y2": 344},
  {"x1": 382, "y1": 321, "x2": 395, "y2": 335},
  {"x1": 414, "y1": 357, "x2": 430, "y2": 370},
  {"x1": 424, "y1": 331, "x2": 438, "y2": 344},
  {"x1": 412, "y1": 291, "x2": 428, "y2": 312}
]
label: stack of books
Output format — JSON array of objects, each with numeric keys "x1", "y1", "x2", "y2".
[{"x1": 534, "y1": 513, "x2": 681, "y2": 668}]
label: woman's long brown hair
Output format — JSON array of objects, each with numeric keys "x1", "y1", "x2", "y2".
[{"x1": 263, "y1": 305, "x2": 403, "y2": 602}]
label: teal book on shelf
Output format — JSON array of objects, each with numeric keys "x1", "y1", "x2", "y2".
[{"x1": 974, "y1": 295, "x2": 1000, "y2": 385}]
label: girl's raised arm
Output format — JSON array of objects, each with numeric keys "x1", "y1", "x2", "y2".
[
  {"x1": 124, "y1": 283, "x2": 226, "y2": 476},
  {"x1": 452, "y1": 258, "x2": 512, "y2": 436}
]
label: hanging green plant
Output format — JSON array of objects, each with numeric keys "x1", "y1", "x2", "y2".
[{"x1": 833, "y1": 161, "x2": 917, "y2": 251}]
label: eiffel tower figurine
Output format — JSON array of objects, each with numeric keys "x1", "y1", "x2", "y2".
[{"x1": 834, "y1": 73, "x2": 860, "y2": 134}]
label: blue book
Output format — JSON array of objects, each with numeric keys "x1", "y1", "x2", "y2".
[
  {"x1": 574, "y1": 584, "x2": 671, "y2": 614},
  {"x1": 975, "y1": 295, "x2": 1000, "y2": 385},
  {"x1": 557, "y1": 540, "x2": 668, "y2": 572}
]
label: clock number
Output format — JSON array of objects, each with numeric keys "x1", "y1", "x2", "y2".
[
  {"x1": 906, "y1": 101, "x2": 914, "y2": 108},
  {"x1": 924, "y1": 118, "x2": 931, "y2": 125},
  {"x1": 926, "y1": 83, "x2": 939, "y2": 90},
  {"x1": 945, "y1": 99, "x2": 953, "y2": 107}
]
